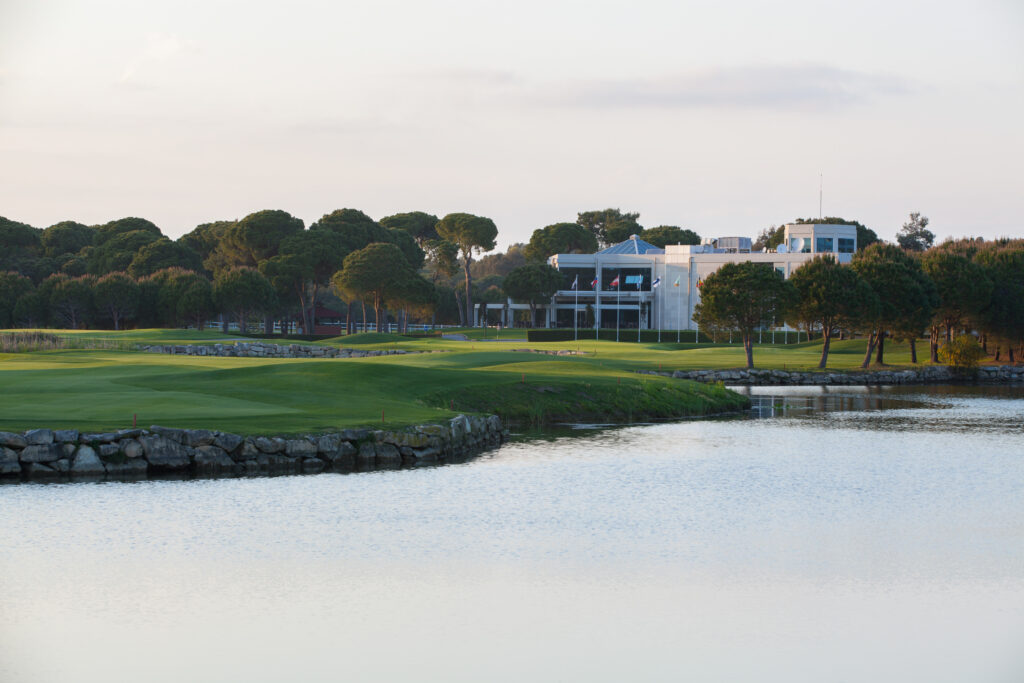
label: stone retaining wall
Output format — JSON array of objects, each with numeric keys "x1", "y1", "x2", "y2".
[
  {"x1": 0, "y1": 414, "x2": 506, "y2": 483},
  {"x1": 140, "y1": 341, "x2": 434, "y2": 358},
  {"x1": 642, "y1": 364, "x2": 1024, "y2": 385}
]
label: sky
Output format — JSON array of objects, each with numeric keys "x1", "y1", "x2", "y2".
[{"x1": 1, "y1": 0, "x2": 1022, "y2": 251}]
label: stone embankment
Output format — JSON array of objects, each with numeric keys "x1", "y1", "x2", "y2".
[
  {"x1": 0, "y1": 415, "x2": 506, "y2": 483},
  {"x1": 642, "y1": 365, "x2": 1024, "y2": 385},
  {"x1": 140, "y1": 341, "x2": 431, "y2": 358},
  {"x1": 509, "y1": 348, "x2": 588, "y2": 356}
]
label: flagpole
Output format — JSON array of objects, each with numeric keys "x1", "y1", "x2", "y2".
[
  {"x1": 637, "y1": 278, "x2": 642, "y2": 343},
  {"x1": 616, "y1": 271, "x2": 620, "y2": 343},
  {"x1": 676, "y1": 273, "x2": 681, "y2": 344},
  {"x1": 574, "y1": 278, "x2": 578, "y2": 342},
  {"x1": 657, "y1": 275, "x2": 661, "y2": 343}
]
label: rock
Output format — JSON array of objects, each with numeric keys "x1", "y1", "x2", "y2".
[
  {"x1": 0, "y1": 431, "x2": 27, "y2": 449},
  {"x1": 19, "y1": 443, "x2": 62, "y2": 463},
  {"x1": 121, "y1": 439, "x2": 145, "y2": 459},
  {"x1": 255, "y1": 436, "x2": 286, "y2": 454},
  {"x1": 193, "y1": 445, "x2": 235, "y2": 474},
  {"x1": 71, "y1": 445, "x2": 106, "y2": 476},
  {"x1": 54, "y1": 429, "x2": 80, "y2": 443},
  {"x1": 184, "y1": 429, "x2": 216, "y2": 447},
  {"x1": 149, "y1": 426, "x2": 186, "y2": 443},
  {"x1": 322, "y1": 440, "x2": 357, "y2": 467},
  {"x1": 356, "y1": 441, "x2": 376, "y2": 464},
  {"x1": 105, "y1": 459, "x2": 148, "y2": 476},
  {"x1": 98, "y1": 443, "x2": 120, "y2": 458},
  {"x1": 0, "y1": 447, "x2": 21, "y2": 475},
  {"x1": 338, "y1": 428, "x2": 370, "y2": 442},
  {"x1": 82, "y1": 432, "x2": 119, "y2": 444},
  {"x1": 61, "y1": 443, "x2": 77, "y2": 458},
  {"x1": 374, "y1": 443, "x2": 401, "y2": 468},
  {"x1": 449, "y1": 415, "x2": 470, "y2": 443},
  {"x1": 24, "y1": 462, "x2": 59, "y2": 478},
  {"x1": 285, "y1": 438, "x2": 318, "y2": 458},
  {"x1": 302, "y1": 458, "x2": 325, "y2": 473},
  {"x1": 115, "y1": 428, "x2": 143, "y2": 439},
  {"x1": 316, "y1": 433, "x2": 342, "y2": 455},
  {"x1": 236, "y1": 439, "x2": 260, "y2": 461},
  {"x1": 51, "y1": 458, "x2": 71, "y2": 473},
  {"x1": 139, "y1": 435, "x2": 192, "y2": 470},
  {"x1": 214, "y1": 432, "x2": 243, "y2": 453},
  {"x1": 374, "y1": 430, "x2": 431, "y2": 449},
  {"x1": 24, "y1": 428, "x2": 54, "y2": 445}
]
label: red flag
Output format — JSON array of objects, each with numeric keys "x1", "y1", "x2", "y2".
[
  {"x1": 610, "y1": 275, "x2": 620, "y2": 288},
  {"x1": 591, "y1": 278, "x2": 598, "y2": 288}
]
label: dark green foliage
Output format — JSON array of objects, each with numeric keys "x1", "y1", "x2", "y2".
[
  {"x1": 213, "y1": 267, "x2": 277, "y2": 334},
  {"x1": 576, "y1": 208, "x2": 642, "y2": 247},
  {"x1": 851, "y1": 243, "x2": 938, "y2": 366},
  {"x1": 127, "y1": 238, "x2": 203, "y2": 278},
  {"x1": 386, "y1": 228, "x2": 426, "y2": 270},
  {"x1": 93, "y1": 217, "x2": 162, "y2": 245},
  {"x1": 0, "y1": 216, "x2": 49, "y2": 283},
  {"x1": 897, "y1": 212, "x2": 935, "y2": 252},
  {"x1": 46, "y1": 274, "x2": 95, "y2": 329},
  {"x1": 0, "y1": 272, "x2": 34, "y2": 328},
  {"x1": 921, "y1": 251, "x2": 992, "y2": 341},
  {"x1": 436, "y1": 213, "x2": 499, "y2": 325},
  {"x1": 41, "y1": 221, "x2": 94, "y2": 258},
  {"x1": 213, "y1": 210, "x2": 304, "y2": 272},
  {"x1": 694, "y1": 262, "x2": 796, "y2": 368},
  {"x1": 93, "y1": 272, "x2": 140, "y2": 330},
  {"x1": 379, "y1": 211, "x2": 440, "y2": 245},
  {"x1": 86, "y1": 229, "x2": 162, "y2": 275},
  {"x1": 752, "y1": 225, "x2": 785, "y2": 251},
  {"x1": 973, "y1": 243, "x2": 1024, "y2": 358},
  {"x1": 332, "y1": 242, "x2": 421, "y2": 333},
  {"x1": 523, "y1": 223, "x2": 598, "y2": 262},
  {"x1": 503, "y1": 264, "x2": 563, "y2": 323},
  {"x1": 938, "y1": 335, "x2": 985, "y2": 370},
  {"x1": 788, "y1": 255, "x2": 876, "y2": 368},
  {"x1": 640, "y1": 226, "x2": 701, "y2": 248}
]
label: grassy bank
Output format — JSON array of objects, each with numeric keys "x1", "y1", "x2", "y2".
[{"x1": 1, "y1": 326, "x2": 964, "y2": 434}]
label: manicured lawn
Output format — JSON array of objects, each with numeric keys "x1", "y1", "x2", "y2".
[{"x1": 0, "y1": 327, "x2": 946, "y2": 434}]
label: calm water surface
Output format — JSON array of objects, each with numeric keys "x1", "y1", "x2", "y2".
[{"x1": 2, "y1": 385, "x2": 1023, "y2": 682}]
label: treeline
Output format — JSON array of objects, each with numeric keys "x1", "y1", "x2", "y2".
[
  {"x1": 695, "y1": 236, "x2": 1024, "y2": 369},
  {"x1": 0, "y1": 207, "x2": 698, "y2": 332}
]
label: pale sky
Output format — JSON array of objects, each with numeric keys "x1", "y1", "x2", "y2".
[{"x1": 2, "y1": 0, "x2": 1022, "y2": 250}]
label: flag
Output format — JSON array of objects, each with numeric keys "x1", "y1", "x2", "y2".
[
  {"x1": 591, "y1": 277, "x2": 598, "y2": 288},
  {"x1": 697, "y1": 278, "x2": 703, "y2": 289},
  {"x1": 673, "y1": 277, "x2": 680, "y2": 287},
  {"x1": 610, "y1": 275, "x2": 620, "y2": 288},
  {"x1": 652, "y1": 277, "x2": 661, "y2": 288},
  {"x1": 571, "y1": 275, "x2": 578, "y2": 290}
]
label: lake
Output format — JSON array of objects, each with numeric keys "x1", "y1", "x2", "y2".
[{"x1": 1, "y1": 385, "x2": 1022, "y2": 682}]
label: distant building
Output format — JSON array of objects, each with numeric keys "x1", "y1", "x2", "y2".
[{"x1": 473, "y1": 222, "x2": 857, "y2": 329}]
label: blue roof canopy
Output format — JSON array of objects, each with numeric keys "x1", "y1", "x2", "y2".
[{"x1": 596, "y1": 235, "x2": 664, "y2": 255}]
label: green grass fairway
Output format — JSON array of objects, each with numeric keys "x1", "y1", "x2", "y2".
[{"x1": 0, "y1": 328, "x2": 946, "y2": 434}]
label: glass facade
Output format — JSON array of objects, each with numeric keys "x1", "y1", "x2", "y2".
[
  {"x1": 790, "y1": 237, "x2": 811, "y2": 253},
  {"x1": 600, "y1": 267, "x2": 651, "y2": 291},
  {"x1": 838, "y1": 238, "x2": 855, "y2": 253},
  {"x1": 816, "y1": 237, "x2": 834, "y2": 253},
  {"x1": 557, "y1": 267, "x2": 596, "y2": 291}
]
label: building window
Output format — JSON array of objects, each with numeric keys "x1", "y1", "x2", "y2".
[
  {"x1": 816, "y1": 237, "x2": 834, "y2": 253},
  {"x1": 790, "y1": 237, "x2": 811, "y2": 253},
  {"x1": 775, "y1": 265, "x2": 785, "y2": 278},
  {"x1": 838, "y1": 238, "x2": 855, "y2": 253}
]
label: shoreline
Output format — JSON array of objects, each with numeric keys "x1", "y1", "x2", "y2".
[{"x1": 641, "y1": 364, "x2": 1024, "y2": 386}]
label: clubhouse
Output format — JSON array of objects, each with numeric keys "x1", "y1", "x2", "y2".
[{"x1": 474, "y1": 222, "x2": 858, "y2": 329}]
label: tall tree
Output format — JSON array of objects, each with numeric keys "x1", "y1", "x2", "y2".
[
  {"x1": 93, "y1": 272, "x2": 140, "y2": 330},
  {"x1": 576, "y1": 208, "x2": 642, "y2": 247},
  {"x1": 523, "y1": 223, "x2": 598, "y2": 262},
  {"x1": 640, "y1": 226, "x2": 701, "y2": 249},
  {"x1": 213, "y1": 267, "x2": 277, "y2": 334},
  {"x1": 851, "y1": 243, "x2": 937, "y2": 366},
  {"x1": 897, "y1": 212, "x2": 935, "y2": 252},
  {"x1": 0, "y1": 272, "x2": 34, "y2": 328},
  {"x1": 127, "y1": 238, "x2": 203, "y2": 278},
  {"x1": 921, "y1": 251, "x2": 993, "y2": 362},
  {"x1": 693, "y1": 262, "x2": 796, "y2": 369},
  {"x1": 502, "y1": 264, "x2": 563, "y2": 327},
  {"x1": 211, "y1": 210, "x2": 304, "y2": 272},
  {"x1": 435, "y1": 213, "x2": 498, "y2": 326},
  {"x1": 379, "y1": 211, "x2": 440, "y2": 246},
  {"x1": 788, "y1": 255, "x2": 876, "y2": 368},
  {"x1": 332, "y1": 242, "x2": 417, "y2": 333},
  {"x1": 973, "y1": 243, "x2": 1024, "y2": 362},
  {"x1": 47, "y1": 274, "x2": 95, "y2": 329},
  {"x1": 41, "y1": 221, "x2": 94, "y2": 258}
]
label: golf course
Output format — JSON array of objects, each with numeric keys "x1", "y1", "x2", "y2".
[{"x1": 0, "y1": 328, "x2": 931, "y2": 434}]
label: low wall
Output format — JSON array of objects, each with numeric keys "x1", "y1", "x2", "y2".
[
  {"x1": 0, "y1": 414, "x2": 506, "y2": 483},
  {"x1": 643, "y1": 365, "x2": 1024, "y2": 385},
  {"x1": 140, "y1": 341, "x2": 434, "y2": 358}
]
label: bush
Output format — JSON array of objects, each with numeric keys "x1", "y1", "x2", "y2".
[{"x1": 938, "y1": 335, "x2": 986, "y2": 370}]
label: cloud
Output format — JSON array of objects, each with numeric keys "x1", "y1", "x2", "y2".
[
  {"x1": 543, "y1": 64, "x2": 913, "y2": 110},
  {"x1": 119, "y1": 33, "x2": 188, "y2": 85}
]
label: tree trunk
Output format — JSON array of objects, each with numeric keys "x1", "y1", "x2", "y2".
[
  {"x1": 818, "y1": 328, "x2": 831, "y2": 369},
  {"x1": 454, "y1": 289, "x2": 465, "y2": 327},
  {"x1": 221, "y1": 314, "x2": 228, "y2": 333},
  {"x1": 238, "y1": 312, "x2": 247, "y2": 334},
  {"x1": 264, "y1": 315, "x2": 272, "y2": 335},
  {"x1": 743, "y1": 333, "x2": 754, "y2": 369},
  {"x1": 360, "y1": 300, "x2": 367, "y2": 333},
  {"x1": 463, "y1": 255, "x2": 473, "y2": 327},
  {"x1": 909, "y1": 337, "x2": 917, "y2": 363},
  {"x1": 995, "y1": 347, "x2": 1001, "y2": 362},
  {"x1": 861, "y1": 331, "x2": 877, "y2": 368},
  {"x1": 1010, "y1": 346, "x2": 1016, "y2": 364},
  {"x1": 113, "y1": 312, "x2": 120, "y2": 331},
  {"x1": 875, "y1": 330, "x2": 886, "y2": 365},
  {"x1": 981, "y1": 333, "x2": 987, "y2": 353}
]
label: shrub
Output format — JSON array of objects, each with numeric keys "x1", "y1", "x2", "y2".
[{"x1": 938, "y1": 335, "x2": 986, "y2": 370}]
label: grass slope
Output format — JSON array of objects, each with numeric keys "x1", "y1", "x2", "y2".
[{"x1": 0, "y1": 328, "x2": 950, "y2": 434}]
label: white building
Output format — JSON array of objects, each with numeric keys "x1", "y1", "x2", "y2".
[{"x1": 474, "y1": 222, "x2": 857, "y2": 329}]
